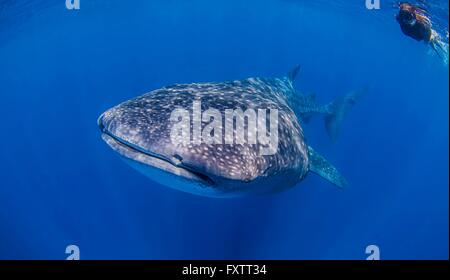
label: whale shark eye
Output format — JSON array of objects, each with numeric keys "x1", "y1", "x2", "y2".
[{"x1": 172, "y1": 154, "x2": 183, "y2": 166}]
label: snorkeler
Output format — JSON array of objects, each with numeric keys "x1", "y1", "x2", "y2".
[{"x1": 396, "y1": 2, "x2": 448, "y2": 60}]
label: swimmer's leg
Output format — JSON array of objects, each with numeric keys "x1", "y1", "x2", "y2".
[{"x1": 429, "y1": 31, "x2": 449, "y2": 62}]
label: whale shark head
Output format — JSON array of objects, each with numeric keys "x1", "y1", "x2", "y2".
[
  {"x1": 98, "y1": 79, "x2": 310, "y2": 197},
  {"x1": 98, "y1": 90, "x2": 219, "y2": 195}
]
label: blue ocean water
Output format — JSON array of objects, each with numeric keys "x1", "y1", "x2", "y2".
[{"x1": 0, "y1": 0, "x2": 448, "y2": 260}]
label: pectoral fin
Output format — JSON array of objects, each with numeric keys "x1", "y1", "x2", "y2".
[{"x1": 308, "y1": 146, "x2": 347, "y2": 188}]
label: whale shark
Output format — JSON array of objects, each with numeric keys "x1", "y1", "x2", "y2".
[{"x1": 98, "y1": 66, "x2": 365, "y2": 197}]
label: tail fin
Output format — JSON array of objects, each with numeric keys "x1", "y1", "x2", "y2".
[{"x1": 325, "y1": 87, "x2": 367, "y2": 142}]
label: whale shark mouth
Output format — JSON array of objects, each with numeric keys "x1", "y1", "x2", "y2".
[{"x1": 98, "y1": 118, "x2": 216, "y2": 187}]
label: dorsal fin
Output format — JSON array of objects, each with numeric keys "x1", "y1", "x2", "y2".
[{"x1": 287, "y1": 65, "x2": 301, "y2": 82}]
